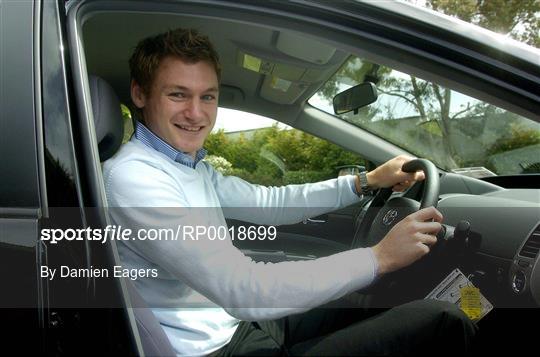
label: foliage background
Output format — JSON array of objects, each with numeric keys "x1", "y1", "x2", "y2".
[
  {"x1": 205, "y1": 125, "x2": 366, "y2": 186},
  {"x1": 413, "y1": 0, "x2": 539, "y2": 48}
]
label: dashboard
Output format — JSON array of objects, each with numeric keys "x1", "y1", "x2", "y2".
[{"x1": 436, "y1": 175, "x2": 540, "y2": 308}]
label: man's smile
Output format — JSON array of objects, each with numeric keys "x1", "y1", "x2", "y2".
[{"x1": 173, "y1": 123, "x2": 204, "y2": 132}]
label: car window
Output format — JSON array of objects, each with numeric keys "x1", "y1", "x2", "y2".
[
  {"x1": 309, "y1": 56, "x2": 540, "y2": 177},
  {"x1": 205, "y1": 109, "x2": 367, "y2": 186}
]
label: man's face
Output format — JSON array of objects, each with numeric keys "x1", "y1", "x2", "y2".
[{"x1": 132, "y1": 56, "x2": 219, "y2": 158}]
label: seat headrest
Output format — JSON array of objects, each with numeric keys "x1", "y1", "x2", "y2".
[{"x1": 88, "y1": 75, "x2": 124, "y2": 161}]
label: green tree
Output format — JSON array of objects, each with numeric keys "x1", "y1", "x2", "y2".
[
  {"x1": 424, "y1": 0, "x2": 539, "y2": 47},
  {"x1": 204, "y1": 126, "x2": 366, "y2": 185},
  {"x1": 488, "y1": 123, "x2": 540, "y2": 155}
]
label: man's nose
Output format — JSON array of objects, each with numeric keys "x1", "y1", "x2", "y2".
[{"x1": 184, "y1": 98, "x2": 204, "y2": 120}]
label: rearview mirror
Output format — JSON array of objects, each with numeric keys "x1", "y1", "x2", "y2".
[{"x1": 333, "y1": 82, "x2": 378, "y2": 115}]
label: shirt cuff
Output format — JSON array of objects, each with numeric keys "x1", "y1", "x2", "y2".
[{"x1": 347, "y1": 175, "x2": 362, "y2": 198}]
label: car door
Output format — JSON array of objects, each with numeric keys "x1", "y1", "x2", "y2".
[
  {"x1": 41, "y1": 1, "x2": 144, "y2": 355},
  {"x1": 1, "y1": 0, "x2": 46, "y2": 354},
  {"x1": 1, "y1": 0, "x2": 142, "y2": 354}
]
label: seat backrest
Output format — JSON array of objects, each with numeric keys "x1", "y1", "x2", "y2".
[
  {"x1": 88, "y1": 75, "x2": 125, "y2": 161},
  {"x1": 88, "y1": 75, "x2": 176, "y2": 356}
]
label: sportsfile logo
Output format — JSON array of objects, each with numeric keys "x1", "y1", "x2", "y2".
[{"x1": 40, "y1": 224, "x2": 277, "y2": 244}]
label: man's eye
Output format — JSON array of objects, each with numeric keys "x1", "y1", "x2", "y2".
[
  {"x1": 169, "y1": 92, "x2": 186, "y2": 99},
  {"x1": 202, "y1": 94, "x2": 216, "y2": 101}
]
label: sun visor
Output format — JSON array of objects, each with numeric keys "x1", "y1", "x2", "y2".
[
  {"x1": 276, "y1": 32, "x2": 336, "y2": 65},
  {"x1": 237, "y1": 51, "x2": 328, "y2": 84},
  {"x1": 234, "y1": 34, "x2": 342, "y2": 105}
]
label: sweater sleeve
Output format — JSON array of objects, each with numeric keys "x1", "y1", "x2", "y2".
[
  {"x1": 205, "y1": 163, "x2": 361, "y2": 225},
  {"x1": 105, "y1": 160, "x2": 377, "y2": 321}
]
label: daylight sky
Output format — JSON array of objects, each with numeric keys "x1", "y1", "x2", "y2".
[{"x1": 213, "y1": 107, "x2": 289, "y2": 133}]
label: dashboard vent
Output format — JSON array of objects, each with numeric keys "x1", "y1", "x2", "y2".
[{"x1": 519, "y1": 224, "x2": 540, "y2": 259}]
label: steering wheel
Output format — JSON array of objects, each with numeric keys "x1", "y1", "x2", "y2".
[
  {"x1": 351, "y1": 158, "x2": 439, "y2": 250},
  {"x1": 350, "y1": 159, "x2": 441, "y2": 303}
]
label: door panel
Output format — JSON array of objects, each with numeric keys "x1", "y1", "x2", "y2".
[
  {"x1": 0, "y1": 1, "x2": 43, "y2": 354},
  {"x1": 232, "y1": 196, "x2": 373, "y2": 260}
]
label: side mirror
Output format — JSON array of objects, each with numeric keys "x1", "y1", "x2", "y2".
[{"x1": 333, "y1": 82, "x2": 377, "y2": 115}]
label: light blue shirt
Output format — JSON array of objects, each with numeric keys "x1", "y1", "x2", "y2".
[{"x1": 135, "y1": 120, "x2": 207, "y2": 168}]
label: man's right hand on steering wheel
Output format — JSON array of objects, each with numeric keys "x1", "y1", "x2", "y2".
[{"x1": 371, "y1": 207, "x2": 443, "y2": 276}]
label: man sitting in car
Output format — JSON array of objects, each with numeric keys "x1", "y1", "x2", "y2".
[{"x1": 103, "y1": 28, "x2": 476, "y2": 356}]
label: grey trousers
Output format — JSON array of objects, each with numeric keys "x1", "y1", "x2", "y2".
[{"x1": 212, "y1": 296, "x2": 477, "y2": 356}]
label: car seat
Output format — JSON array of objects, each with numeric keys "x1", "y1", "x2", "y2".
[{"x1": 88, "y1": 75, "x2": 176, "y2": 356}]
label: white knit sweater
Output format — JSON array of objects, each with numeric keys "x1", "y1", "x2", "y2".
[{"x1": 103, "y1": 137, "x2": 377, "y2": 356}]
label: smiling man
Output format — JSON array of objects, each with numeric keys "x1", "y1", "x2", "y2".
[
  {"x1": 130, "y1": 56, "x2": 218, "y2": 158},
  {"x1": 103, "y1": 28, "x2": 476, "y2": 356}
]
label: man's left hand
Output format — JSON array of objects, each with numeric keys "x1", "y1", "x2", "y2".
[{"x1": 364, "y1": 155, "x2": 425, "y2": 192}]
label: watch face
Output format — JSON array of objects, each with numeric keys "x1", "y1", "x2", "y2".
[{"x1": 359, "y1": 171, "x2": 368, "y2": 185}]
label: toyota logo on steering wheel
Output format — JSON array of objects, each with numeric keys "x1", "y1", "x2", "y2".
[{"x1": 382, "y1": 209, "x2": 399, "y2": 226}]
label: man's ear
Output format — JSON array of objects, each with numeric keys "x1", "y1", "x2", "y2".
[{"x1": 131, "y1": 80, "x2": 146, "y2": 109}]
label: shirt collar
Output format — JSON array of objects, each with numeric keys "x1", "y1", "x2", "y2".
[{"x1": 134, "y1": 120, "x2": 207, "y2": 169}]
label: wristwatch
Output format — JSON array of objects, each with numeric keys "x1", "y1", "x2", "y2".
[{"x1": 357, "y1": 170, "x2": 372, "y2": 196}]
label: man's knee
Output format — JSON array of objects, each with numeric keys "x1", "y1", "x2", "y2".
[
  {"x1": 403, "y1": 299, "x2": 477, "y2": 340},
  {"x1": 398, "y1": 300, "x2": 475, "y2": 332},
  {"x1": 389, "y1": 300, "x2": 476, "y2": 354},
  {"x1": 403, "y1": 299, "x2": 465, "y2": 317}
]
